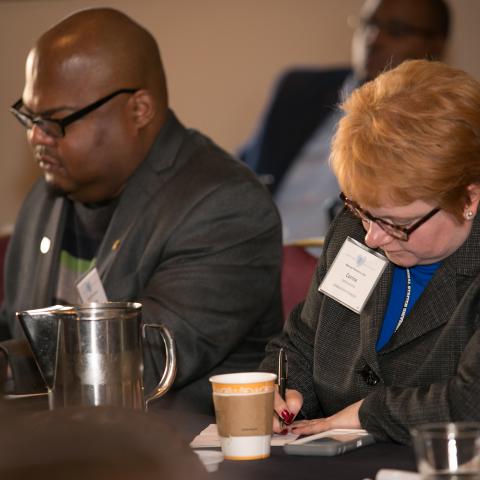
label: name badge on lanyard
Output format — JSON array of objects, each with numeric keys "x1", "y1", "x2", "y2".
[{"x1": 318, "y1": 237, "x2": 388, "y2": 314}]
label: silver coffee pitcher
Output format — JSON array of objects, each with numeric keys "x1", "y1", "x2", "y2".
[{"x1": 16, "y1": 302, "x2": 176, "y2": 410}]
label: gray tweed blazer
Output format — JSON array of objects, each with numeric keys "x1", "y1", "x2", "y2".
[
  {"x1": 1, "y1": 111, "x2": 283, "y2": 414},
  {"x1": 261, "y1": 208, "x2": 480, "y2": 444}
]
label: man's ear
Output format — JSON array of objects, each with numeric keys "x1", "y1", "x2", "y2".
[
  {"x1": 128, "y1": 89, "x2": 155, "y2": 129},
  {"x1": 426, "y1": 35, "x2": 448, "y2": 62}
]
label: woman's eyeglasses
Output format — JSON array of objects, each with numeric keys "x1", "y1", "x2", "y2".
[{"x1": 340, "y1": 192, "x2": 440, "y2": 241}]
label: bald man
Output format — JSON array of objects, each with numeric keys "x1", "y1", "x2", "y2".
[
  {"x1": 2, "y1": 8, "x2": 282, "y2": 413},
  {"x1": 240, "y1": 0, "x2": 450, "y2": 244}
]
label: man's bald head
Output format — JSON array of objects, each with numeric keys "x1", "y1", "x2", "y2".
[
  {"x1": 19, "y1": 8, "x2": 171, "y2": 203},
  {"x1": 29, "y1": 8, "x2": 167, "y2": 117}
]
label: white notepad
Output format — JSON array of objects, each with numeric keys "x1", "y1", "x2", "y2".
[{"x1": 190, "y1": 423, "x2": 299, "y2": 448}]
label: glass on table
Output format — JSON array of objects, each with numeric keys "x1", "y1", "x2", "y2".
[{"x1": 410, "y1": 422, "x2": 480, "y2": 479}]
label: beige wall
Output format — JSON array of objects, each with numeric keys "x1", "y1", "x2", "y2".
[{"x1": 0, "y1": 0, "x2": 479, "y2": 229}]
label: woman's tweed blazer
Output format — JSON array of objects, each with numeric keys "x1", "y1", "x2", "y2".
[{"x1": 261, "y1": 208, "x2": 480, "y2": 444}]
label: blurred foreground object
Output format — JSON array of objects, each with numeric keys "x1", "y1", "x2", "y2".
[{"x1": 0, "y1": 403, "x2": 209, "y2": 480}]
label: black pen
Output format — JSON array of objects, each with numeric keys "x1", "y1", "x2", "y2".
[
  {"x1": 278, "y1": 347, "x2": 288, "y2": 402},
  {"x1": 277, "y1": 348, "x2": 288, "y2": 429}
]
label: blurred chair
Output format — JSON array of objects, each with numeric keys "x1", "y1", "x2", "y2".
[{"x1": 281, "y1": 237, "x2": 323, "y2": 320}]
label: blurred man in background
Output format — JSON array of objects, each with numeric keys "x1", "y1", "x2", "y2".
[{"x1": 240, "y1": 0, "x2": 450, "y2": 245}]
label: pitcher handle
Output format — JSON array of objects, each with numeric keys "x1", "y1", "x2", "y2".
[{"x1": 142, "y1": 323, "x2": 177, "y2": 408}]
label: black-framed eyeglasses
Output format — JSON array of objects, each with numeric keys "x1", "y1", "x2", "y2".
[
  {"x1": 10, "y1": 88, "x2": 139, "y2": 138},
  {"x1": 355, "y1": 17, "x2": 442, "y2": 38},
  {"x1": 340, "y1": 192, "x2": 440, "y2": 241}
]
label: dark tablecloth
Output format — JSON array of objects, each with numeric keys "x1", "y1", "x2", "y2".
[
  {"x1": 152, "y1": 404, "x2": 418, "y2": 480},
  {"x1": 1, "y1": 393, "x2": 418, "y2": 480}
]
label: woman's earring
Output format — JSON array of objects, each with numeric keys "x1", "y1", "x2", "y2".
[{"x1": 464, "y1": 210, "x2": 474, "y2": 220}]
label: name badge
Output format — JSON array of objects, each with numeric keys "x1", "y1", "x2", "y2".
[
  {"x1": 76, "y1": 267, "x2": 108, "y2": 303},
  {"x1": 318, "y1": 237, "x2": 387, "y2": 313}
]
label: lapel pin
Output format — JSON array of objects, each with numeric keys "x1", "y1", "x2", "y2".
[
  {"x1": 40, "y1": 236, "x2": 51, "y2": 254},
  {"x1": 112, "y1": 239, "x2": 121, "y2": 252}
]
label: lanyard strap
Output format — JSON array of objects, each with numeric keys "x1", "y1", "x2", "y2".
[{"x1": 395, "y1": 267, "x2": 411, "y2": 332}]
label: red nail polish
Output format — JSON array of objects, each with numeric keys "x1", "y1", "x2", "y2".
[
  {"x1": 288, "y1": 412, "x2": 295, "y2": 424},
  {"x1": 281, "y1": 410, "x2": 291, "y2": 422},
  {"x1": 280, "y1": 428, "x2": 288, "y2": 435}
]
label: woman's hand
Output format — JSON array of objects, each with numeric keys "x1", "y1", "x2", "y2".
[
  {"x1": 273, "y1": 388, "x2": 303, "y2": 433},
  {"x1": 290, "y1": 399, "x2": 364, "y2": 435}
]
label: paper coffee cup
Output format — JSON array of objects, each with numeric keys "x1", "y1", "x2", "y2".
[{"x1": 209, "y1": 372, "x2": 276, "y2": 460}]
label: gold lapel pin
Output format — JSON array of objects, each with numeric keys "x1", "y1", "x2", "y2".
[{"x1": 112, "y1": 239, "x2": 121, "y2": 252}]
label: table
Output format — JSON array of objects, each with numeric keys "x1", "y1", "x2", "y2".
[
  {"x1": 2, "y1": 394, "x2": 417, "y2": 480},
  {"x1": 154, "y1": 407, "x2": 418, "y2": 480}
]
